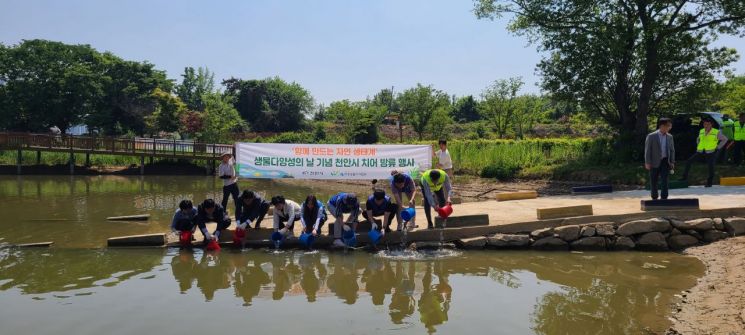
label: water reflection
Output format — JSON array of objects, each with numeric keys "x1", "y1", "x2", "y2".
[{"x1": 0, "y1": 247, "x2": 703, "y2": 335}]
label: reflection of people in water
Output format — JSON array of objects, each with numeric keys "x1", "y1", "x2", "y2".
[
  {"x1": 233, "y1": 255, "x2": 270, "y2": 307},
  {"x1": 298, "y1": 252, "x2": 326, "y2": 302},
  {"x1": 326, "y1": 253, "x2": 360, "y2": 304},
  {"x1": 362, "y1": 257, "x2": 395, "y2": 306},
  {"x1": 271, "y1": 255, "x2": 303, "y2": 300},
  {"x1": 170, "y1": 251, "x2": 197, "y2": 293},
  {"x1": 389, "y1": 261, "x2": 416, "y2": 324},
  {"x1": 418, "y1": 262, "x2": 450, "y2": 334},
  {"x1": 195, "y1": 252, "x2": 232, "y2": 301}
]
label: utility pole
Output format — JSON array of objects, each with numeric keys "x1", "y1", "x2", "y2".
[{"x1": 392, "y1": 86, "x2": 402, "y2": 142}]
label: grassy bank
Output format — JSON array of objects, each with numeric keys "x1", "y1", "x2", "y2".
[{"x1": 0, "y1": 151, "x2": 213, "y2": 167}]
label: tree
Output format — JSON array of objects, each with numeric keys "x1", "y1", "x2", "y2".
[
  {"x1": 475, "y1": 0, "x2": 745, "y2": 156},
  {"x1": 87, "y1": 55, "x2": 172, "y2": 136},
  {"x1": 479, "y1": 78, "x2": 523, "y2": 138},
  {"x1": 398, "y1": 84, "x2": 450, "y2": 140},
  {"x1": 512, "y1": 94, "x2": 548, "y2": 139},
  {"x1": 0, "y1": 40, "x2": 105, "y2": 133},
  {"x1": 175, "y1": 67, "x2": 215, "y2": 111},
  {"x1": 146, "y1": 88, "x2": 186, "y2": 134},
  {"x1": 198, "y1": 93, "x2": 247, "y2": 143},
  {"x1": 326, "y1": 100, "x2": 384, "y2": 144},
  {"x1": 428, "y1": 106, "x2": 454, "y2": 140},
  {"x1": 716, "y1": 74, "x2": 745, "y2": 116},
  {"x1": 222, "y1": 77, "x2": 314, "y2": 132},
  {"x1": 452, "y1": 95, "x2": 481, "y2": 122}
]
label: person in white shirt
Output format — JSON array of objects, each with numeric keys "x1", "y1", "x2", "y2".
[
  {"x1": 271, "y1": 195, "x2": 302, "y2": 237},
  {"x1": 218, "y1": 152, "x2": 239, "y2": 216},
  {"x1": 434, "y1": 139, "x2": 454, "y2": 182}
]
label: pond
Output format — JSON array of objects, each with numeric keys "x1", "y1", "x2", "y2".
[{"x1": 0, "y1": 176, "x2": 704, "y2": 334}]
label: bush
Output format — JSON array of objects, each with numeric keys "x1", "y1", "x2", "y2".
[{"x1": 480, "y1": 162, "x2": 520, "y2": 180}]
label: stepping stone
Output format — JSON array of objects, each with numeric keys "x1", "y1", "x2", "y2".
[
  {"x1": 106, "y1": 214, "x2": 150, "y2": 221},
  {"x1": 536, "y1": 204, "x2": 593, "y2": 220},
  {"x1": 16, "y1": 241, "x2": 53, "y2": 248},
  {"x1": 720, "y1": 177, "x2": 745, "y2": 186},
  {"x1": 435, "y1": 214, "x2": 489, "y2": 228},
  {"x1": 571, "y1": 185, "x2": 612, "y2": 195},
  {"x1": 640, "y1": 198, "x2": 699, "y2": 211},
  {"x1": 495, "y1": 191, "x2": 537, "y2": 202},
  {"x1": 107, "y1": 233, "x2": 165, "y2": 247}
]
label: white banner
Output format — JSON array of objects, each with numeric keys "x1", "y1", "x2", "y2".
[{"x1": 236, "y1": 143, "x2": 432, "y2": 179}]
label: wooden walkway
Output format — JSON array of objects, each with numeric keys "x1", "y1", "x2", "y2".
[{"x1": 0, "y1": 132, "x2": 234, "y2": 174}]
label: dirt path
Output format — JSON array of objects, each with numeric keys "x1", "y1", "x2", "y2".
[{"x1": 668, "y1": 236, "x2": 745, "y2": 335}]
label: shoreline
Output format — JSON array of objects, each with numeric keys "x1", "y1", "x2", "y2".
[{"x1": 667, "y1": 236, "x2": 745, "y2": 335}]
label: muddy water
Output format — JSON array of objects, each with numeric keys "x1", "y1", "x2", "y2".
[{"x1": 0, "y1": 176, "x2": 704, "y2": 334}]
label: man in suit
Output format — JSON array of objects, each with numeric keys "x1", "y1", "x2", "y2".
[{"x1": 645, "y1": 118, "x2": 675, "y2": 200}]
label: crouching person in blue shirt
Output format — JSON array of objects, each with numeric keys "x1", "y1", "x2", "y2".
[
  {"x1": 328, "y1": 192, "x2": 360, "y2": 247},
  {"x1": 195, "y1": 199, "x2": 232, "y2": 245},
  {"x1": 362, "y1": 189, "x2": 397, "y2": 235},
  {"x1": 301, "y1": 195, "x2": 327, "y2": 237},
  {"x1": 171, "y1": 199, "x2": 199, "y2": 247}
]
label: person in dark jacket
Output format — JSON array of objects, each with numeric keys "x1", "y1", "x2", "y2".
[
  {"x1": 195, "y1": 199, "x2": 232, "y2": 244},
  {"x1": 362, "y1": 189, "x2": 397, "y2": 234},
  {"x1": 300, "y1": 195, "x2": 327, "y2": 236},
  {"x1": 236, "y1": 190, "x2": 270, "y2": 229},
  {"x1": 171, "y1": 199, "x2": 198, "y2": 233}
]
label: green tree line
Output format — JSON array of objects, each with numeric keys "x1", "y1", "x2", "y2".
[{"x1": 2, "y1": 34, "x2": 745, "y2": 148}]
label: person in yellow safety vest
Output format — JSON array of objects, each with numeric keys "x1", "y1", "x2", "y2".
[
  {"x1": 420, "y1": 169, "x2": 452, "y2": 229},
  {"x1": 720, "y1": 116, "x2": 735, "y2": 164},
  {"x1": 733, "y1": 113, "x2": 745, "y2": 165},
  {"x1": 680, "y1": 118, "x2": 728, "y2": 187}
]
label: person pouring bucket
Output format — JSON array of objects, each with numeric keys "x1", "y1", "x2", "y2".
[
  {"x1": 420, "y1": 169, "x2": 453, "y2": 229},
  {"x1": 299, "y1": 195, "x2": 327, "y2": 249},
  {"x1": 327, "y1": 192, "x2": 360, "y2": 247},
  {"x1": 195, "y1": 199, "x2": 232, "y2": 251},
  {"x1": 390, "y1": 170, "x2": 418, "y2": 230},
  {"x1": 234, "y1": 190, "x2": 270, "y2": 247},
  {"x1": 171, "y1": 199, "x2": 198, "y2": 248},
  {"x1": 363, "y1": 189, "x2": 397, "y2": 245},
  {"x1": 270, "y1": 196, "x2": 302, "y2": 243}
]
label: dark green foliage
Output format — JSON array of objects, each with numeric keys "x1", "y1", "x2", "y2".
[{"x1": 222, "y1": 77, "x2": 314, "y2": 132}]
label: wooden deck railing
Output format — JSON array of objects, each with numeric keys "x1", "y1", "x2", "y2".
[{"x1": 0, "y1": 132, "x2": 234, "y2": 159}]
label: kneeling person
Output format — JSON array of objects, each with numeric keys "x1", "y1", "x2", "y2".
[
  {"x1": 271, "y1": 195, "x2": 302, "y2": 237},
  {"x1": 195, "y1": 199, "x2": 232, "y2": 244},
  {"x1": 237, "y1": 190, "x2": 270, "y2": 229},
  {"x1": 171, "y1": 200, "x2": 198, "y2": 245},
  {"x1": 390, "y1": 171, "x2": 418, "y2": 230},
  {"x1": 328, "y1": 192, "x2": 360, "y2": 247},
  {"x1": 301, "y1": 195, "x2": 327, "y2": 236},
  {"x1": 362, "y1": 189, "x2": 397, "y2": 235}
]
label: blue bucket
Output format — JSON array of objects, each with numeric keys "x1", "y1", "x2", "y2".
[
  {"x1": 271, "y1": 231, "x2": 284, "y2": 242},
  {"x1": 342, "y1": 229, "x2": 356, "y2": 247},
  {"x1": 401, "y1": 207, "x2": 416, "y2": 222},
  {"x1": 299, "y1": 233, "x2": 315, "y2": 247},
  {"x1": 368, "y1": 229, "x2": 382, "y2": 245}
]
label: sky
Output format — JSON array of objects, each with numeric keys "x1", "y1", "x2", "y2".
[{"x1": 1, "y1": 0, "x2": 744, "y2": 105}]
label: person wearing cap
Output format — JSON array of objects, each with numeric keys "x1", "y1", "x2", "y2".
[
  {"x1": 680, "y1": 118, "x2": 728, "y2": 187},
  {"x1": 300, "y1": 195, "x2": 327, "y2": 237},
  {"x1": 362, "y1": 189, "x2": 398, "y2": 235},
  {"x1": 434, "y1": 139, "x2": 454, "y2": 182},
  {"x1": 171, "y1": 199, "x2": 199, "y2": 238},
  {"x1": 218, "y1": 152, "x2": 240, "y2": 216},
  {"x1": 327, "y1": 192, "x2": 360, "y2": 247},
  {"x1": 195, "y1": 198, "x2": 232, "y2": 244},
  {"x1": 271, "y1": 195, "x2": 302, "y2": 238},
  {"x1": 236, "y1": 190, "x2": 270, "y2": 229},
  {"x1": 420, "y1": 169, "x2": 452, "y2": 229},
  {"x1": 390, "y1": 171, "x2": 418, "y2": 230}
]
